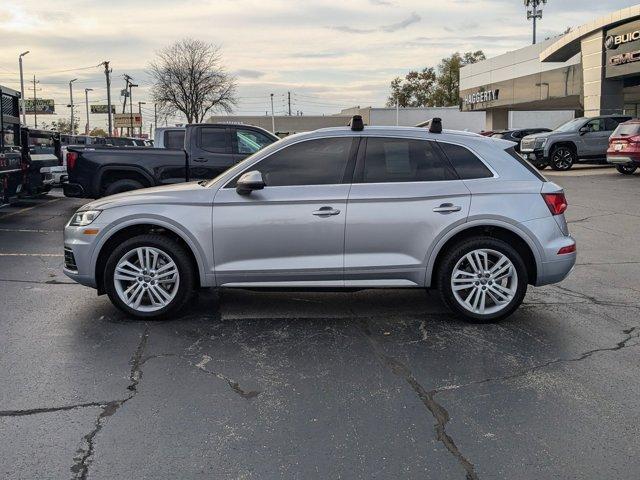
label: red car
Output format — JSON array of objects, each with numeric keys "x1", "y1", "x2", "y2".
[{"x1": 608, "y1": 119, "x2": 640, "y2": 175}]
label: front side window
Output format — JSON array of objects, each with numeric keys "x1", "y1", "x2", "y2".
[
  {"x1": 361, "y1": 138, "x2": 456, "y2": 183},
  {"x1": 254, "y1": 137, "x2": 353, "y2": 187},
  {"x1": 585, "y1": 119, "x2": 605, "y2": 132},
  {"x1": 439, "y1": 142, "x2": 493, "y2": 179},
  {"x1": 236, "y1": 129, "x2": 274, "y2": 154},
  {"x1": 199, "y1": 127, "x2": 227, "y2": 152}
]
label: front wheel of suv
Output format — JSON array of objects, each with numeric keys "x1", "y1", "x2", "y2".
[
  {"x1": 104, "y1": 234, "x2": 196, "y2": 319},
  {"x1": 615, "y1": 164, "x2": 638, "y2": 175},
  {"x1": 549, "y1": 146, "x2": 576, "y2": 171},
  {"x1": 437, "y1": 237, "x2": 528, "y2": 323}
]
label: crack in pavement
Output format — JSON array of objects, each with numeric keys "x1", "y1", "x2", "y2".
[
  {"x1": 553, "y1": 285, "x2": 640, "y2": 309},
  {"x1": 0, "y1": 401, "x2": 108, "y2": 417},
  {"x1": 433, "y1": 327, "x2": 639, "y2": 395},
  {"x1": 358, "y1": 318, "x2": 479, "y2": 480},
  {"x1": 140, "y1": 353, "x2": 261, "y2": 400},
  {"x1": 0, "y1": 277, "x2": 76, "y2": 285},
  {"x1": 70, "y1": 325, "x2": 150, "y2": 480}
]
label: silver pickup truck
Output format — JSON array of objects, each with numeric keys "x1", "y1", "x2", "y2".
[{"x1": 520, "y1": 115, "x2": 631, "y2": 170}]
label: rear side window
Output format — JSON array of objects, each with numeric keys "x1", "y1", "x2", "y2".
[
  {"x1": 438, "y1": 142, "x2": 493, "y2": 179},
  {"x1": 361, "y1": 138, "x2": 456, "y2": 183},
  {"x1": 504, "y1": 147, "x2": 546, "y2": 181},
  {"x1": 164, "y1": 130, "x2": 185, "y2": 149},
  {"x1": 199, "y1": 127, "x2": 227, "y2": 152}
]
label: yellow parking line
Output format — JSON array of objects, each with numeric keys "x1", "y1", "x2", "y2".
[{"x1": 0, "y1": 198, "x2": 62, "y2": 219}]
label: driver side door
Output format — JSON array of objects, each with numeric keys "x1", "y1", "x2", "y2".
[{"x1": 212, "y1": 137, "x2": 358, "y2": 287}]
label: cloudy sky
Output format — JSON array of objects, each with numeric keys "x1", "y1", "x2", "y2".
[{"x1": 0, "y1": 0, "x2": 637, "y2": 130}]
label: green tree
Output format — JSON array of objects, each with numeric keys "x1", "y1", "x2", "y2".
[
  {"x1": 40, "y1": 118, "x2": 79, "y2": 134},
  {"x1": 386, "y1": 67, "x2": 437, "y2": 107},
  {"x1": 89, "y1": 127, "x2": 107, "y2": 137},
  {"x1": 387, "y1": 50, "x2": 486, "y2": 108}
]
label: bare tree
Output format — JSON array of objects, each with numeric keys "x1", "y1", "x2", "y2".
[{"x1": 149, "y1": 38, "x2": 237, "y2": 123}]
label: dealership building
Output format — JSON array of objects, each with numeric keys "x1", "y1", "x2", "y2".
[{"x1": 460, "y1": 5, "x2": 640, "y2": 130}]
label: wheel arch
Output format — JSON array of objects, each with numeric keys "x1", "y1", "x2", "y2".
[
  {"x1": 94, "y1": 166, "x2": 155, "y2": 196},
  {"x1": 548, "y1": 141, "x2": 577, "y2": 155},
  {"x1": 425, "y1": 220, "x2": 542, "y2": 288},
  {"x1": 92, "y1": 216, "x2": 210, "y2": 294}
]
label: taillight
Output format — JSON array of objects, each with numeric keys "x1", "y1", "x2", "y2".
[
  {"x1": 67, "y1": 151, "x2": 78, "y2": 170},
  {"x1": 542, "y1": 192, "x2": 567, "y2": 215},
  {"x1": 629, "y1": 135, "x2": 640, "y2": 145},
  {"x1": 557, "y1": 244, "x2": 576, "y2": 255}
]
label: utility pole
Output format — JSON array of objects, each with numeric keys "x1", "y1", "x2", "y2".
[
  {"x1": 103, "y1": 61, "x2": 113, "y2": 136},
  {"x1": 138, "y1": 101, "x2": 145, "y2": 136},
  {"x1": 31, "y1": 75, "x2": 40, "y2": 128},
  {"x1": 129, "y1": 82, "x2": 138, "y2": 136},
  {"x1": 18, "y1": 51, "x2": 29, "y2": 125},
  {"x1": 270, "y1": 93, "x2": 275, "y2": 133},
  {"x1": 525, "y1": 0, "x2": 547, "y2": 44},
  {"x1": 84, "y1": 88, "x2": 93, "y2": 135},
  {"x1": 154, "y1": 103, "x2": 158, "y2": 130},
  {"x1": 121, "y1": 74, "x2": 132, "y2": 136},
  {"x1": 287, "y1": 91, "x2": 291, "y2": 116},
  {"x1": 69, "y1": 78, "x2": 77, "y2": 135}
]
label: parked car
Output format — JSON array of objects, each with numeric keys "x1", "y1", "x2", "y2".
[
  {"x1": 491, "y1": 128, "x2": 552, "y2": 153},
  {"x1": 63, "y1": 117, "x2": 576, "y2": 323},
  {"x1": 63, "y1": 124, "x2": 278, "y2": 198},
  {"x1": 520, "y1": 115, "x2": 632, "y2": 170},
  {"x1": 607, "y1": 119, "x2": 640, "y2": 175}
]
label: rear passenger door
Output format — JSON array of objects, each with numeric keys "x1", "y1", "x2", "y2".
[
  {"x1": 189, "y1": 126, "x2": 235, "y2": 179},
  {"x1": 344, "y1": 136, "x2": 472, "y2": 287}
]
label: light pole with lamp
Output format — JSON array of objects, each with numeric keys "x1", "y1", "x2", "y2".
[{"x1": 18, "y1": 51, "x2": 29, "y2": 125}]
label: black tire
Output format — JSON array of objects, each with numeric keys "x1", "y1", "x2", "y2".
[
  {"x1": 549, "y1": 146, "x2": 576, "y2": 171},
  {"x1": 437, "y1": 237, "x2": 528, "y2": 323},
  {"x1": 103, "y1": 179, "x2": 144, "y2": 197},
  {"x1": 535, "y1": 163, "x2": 548, "y2": 170},
  {"x1": 615, "y1": 164, "x2": 638, "y2": 175},
  {"x1": 103, "y1": 234, "x2": 196, "y2": 319}
]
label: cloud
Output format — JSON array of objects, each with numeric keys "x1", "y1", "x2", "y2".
[
  {"x1": 234, "y1": 69, "x2": 265, "y2": 79},
  {"x1": 329, "y1": 12, "x2": 421, "y2": 35},
  {"x1": 369, "y1": 0, "x2": 394, "y2": 5}
]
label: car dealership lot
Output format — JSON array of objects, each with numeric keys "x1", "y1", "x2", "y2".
[{"x1": 1, "y1": 168, "x2": 639, "y2": 480}]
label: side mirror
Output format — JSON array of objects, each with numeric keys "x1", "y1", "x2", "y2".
[
  {"x1": 579, "y1": 126, "x2": 589, "y2": 135},
  {"x1": 236, "y1": 170, "x2": 265, "y2": 195}
]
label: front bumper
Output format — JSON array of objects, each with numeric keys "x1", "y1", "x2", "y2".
[
  {"x1": 520, "y1": 149, "x2": 547, "y2": 166},
  {"x1": 63, "y1": 223, "x2": 100, "y2": 288}
]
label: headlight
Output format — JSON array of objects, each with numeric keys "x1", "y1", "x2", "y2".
[
  {"x1": 534, "y1": 138, "x2": 548, "y2": 149},
  {"x1": 69, "y1": 210, "x2": 101, "y2": 226}
]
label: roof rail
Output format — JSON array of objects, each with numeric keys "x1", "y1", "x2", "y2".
[{"x1": 349, "y1": 115, "x2": 364, "y2": 131}]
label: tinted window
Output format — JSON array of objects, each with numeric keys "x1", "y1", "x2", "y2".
[
  {"x1": 255, "y1": 137, "x2": 352, "y2": 186},
  {"x1": 613, "y1": 122, "x2": 640, "y2": 137},
  {"x1": 585, "y1": 119, "x2": 605, "y2": 132},
  {"x1": 236, "y1": 129, "x2": 274, "y2": 154},
  {"x1": 439, "y1": 142, "x2": 492, "y2": 179},
  {"x1": 199, "y1": 127, "x2": 227, "y2": 152},
  {"x1": 605, "y1": 117, "x2": 631, "y2": 131},
  {"x1": 164, "y1": 130, "x2": 185, "y2": 149},
  {"x1": 362, "y1": 138, "x2": 456, "y2": 183}
]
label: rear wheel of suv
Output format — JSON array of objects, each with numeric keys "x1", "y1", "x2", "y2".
[
  {"x1": 104, "y1": 234, "x2": 196, "y2": 319},
  {"x1": 104, "y1": 179, "x2": 144, "y2": 196},
  {"x1": 437, "y1": 237, "x2": 528, "y2": 323},
  {"x1": 549, "y1": 146, "x2": 575, "y2": 171},
  {"x1": 615, "y1": 164, "x2": 638, "y2": 175}
]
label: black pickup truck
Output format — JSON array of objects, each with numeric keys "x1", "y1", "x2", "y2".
[{"x1": 63, "y1": 123, "x2": 278, "y2": 198}]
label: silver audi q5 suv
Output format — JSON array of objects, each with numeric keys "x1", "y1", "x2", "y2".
[{"x1": 63, "y1": 117, "x2": 576, "y2": 322}]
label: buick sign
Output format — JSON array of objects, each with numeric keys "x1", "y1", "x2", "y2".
[{"x1": 605, "y1": 29, "x2": 640, "y2": 49}]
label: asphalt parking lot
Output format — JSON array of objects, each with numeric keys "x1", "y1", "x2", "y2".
[{"x1": 1, "y1": 166, "x2": 639, "y2": 480}]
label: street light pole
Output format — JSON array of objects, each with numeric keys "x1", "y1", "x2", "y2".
[
  {"x1": 18, "y1": 51, "x2": 29, "y2": 125},
  {"x1": 270, "y1": 93, "x2": 275, "y2": 133},
  {"x1": 138, "y1": 101, "x2": 146, "y2": 137},
  {"x1": 128, "y1": 83, "x2": 138, "y2": 136},
  {"x1": 69, "y1": 78, "x2": 77, "y2": 135},
  {"x1": 84, "y1": 88, "x2": 93, "y2": 135}
]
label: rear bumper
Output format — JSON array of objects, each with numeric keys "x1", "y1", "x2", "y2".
[
  {"x1": 40, "y1": 166, "x2": 68, "y2": 186},
  {"x1": 62, "y1": 182, "x2": 86, "y2": 198},
  {"x1": 607, "y1": 154, "x2": 640, "y2": 166}
]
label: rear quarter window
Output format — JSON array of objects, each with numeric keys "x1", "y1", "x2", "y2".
[
  {"x1": 438, "y1": 142, "x2": 493, "y2": 179},
  {"x1": 504, "y1": 146, "x2": 546, "y2": 181}
]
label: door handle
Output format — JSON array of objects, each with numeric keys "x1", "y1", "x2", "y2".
[
  {"x1": 433, "y1": 203, "x2": 462, "y2": 213},
  {"x1": 312, "y1": 206, "x2": 341, "y2": 216},
  {"x1": 193, "y1": 157, "x2": 207, "y2": 163}
]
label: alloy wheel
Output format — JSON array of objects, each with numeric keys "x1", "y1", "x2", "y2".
[
  {"x1": 551, "y1": 148, "x2": 573, "y2": 170},
  {"x1": 113, "y1": 246, "x2": 180, "y2": 312},
  {"x1": 450, "y1": 248, "x2": 518, "y2": 315}
]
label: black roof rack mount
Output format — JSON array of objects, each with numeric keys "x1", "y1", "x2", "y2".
[
  {"x1": 349, "y1": 115, "x2": 364, "y2": 131},
  {"x1": 423, "y1": 118, "x2": 442, "y2": 134}
]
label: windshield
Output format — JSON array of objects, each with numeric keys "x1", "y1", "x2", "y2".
[
  {"x1": 204, "y1": 137, "x2": 284, "y2": 188},
  {"x1": 555, "y1": 118, "x2": 586, "y2": 132}
]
